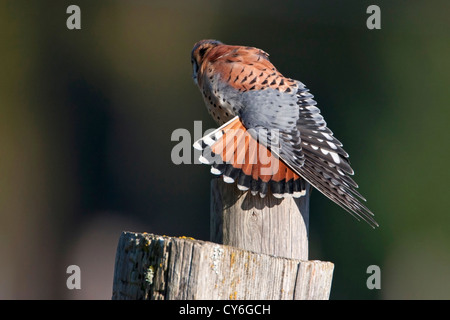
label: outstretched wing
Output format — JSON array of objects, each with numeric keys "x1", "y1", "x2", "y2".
[
  {"x1": 294, "y1": 84, "x2": 378, "y2": 227},
  {"x1": 240, "y1": 80, "x2": 377, "y2": 227}
]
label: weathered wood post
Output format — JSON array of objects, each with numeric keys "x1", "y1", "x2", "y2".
[
  {"x1": 211, "y1": 178, "x2": 309, "y2": 260},
  {"x1": 112, "y1": 178, "x2": 334, "y2": 300}
]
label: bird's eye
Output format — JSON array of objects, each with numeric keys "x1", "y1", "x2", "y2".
[{"x1": 199, "y1": 47, "x2": 207, "y2": 59}]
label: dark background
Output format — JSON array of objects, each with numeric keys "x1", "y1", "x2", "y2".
[{"x1": 1, "y1": 0, "x2": 449, "y2": 299}]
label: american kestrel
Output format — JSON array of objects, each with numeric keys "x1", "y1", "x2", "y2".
[{"x1": 191, "y1": 39, "x2": 378, "y2": 228}]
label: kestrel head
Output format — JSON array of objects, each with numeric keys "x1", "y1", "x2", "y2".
[{"x1": 191, "y1": 39, "x2": 223, "y2": 84}]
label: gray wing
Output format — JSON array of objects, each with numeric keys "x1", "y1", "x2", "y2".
[
  {"x1": 239, "y1": 82, "x2": 378, "y2": 227},
  {"x1": 239, "y1": 87, "x2": 305, "y2": 170}
]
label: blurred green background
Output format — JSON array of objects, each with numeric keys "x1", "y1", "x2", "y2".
[{"x1": 0, "y1": 0, "x2": 449, "y2": 299}]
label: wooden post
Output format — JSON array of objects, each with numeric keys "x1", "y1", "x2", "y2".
[
  {"x1": 112, "y1": 178, "x2": 334, "y2": 300},
  {"x1": 112, "y1": 232, "x2": 334, "y2": 300},
  {"x1": 211, "y1": 178, "x2": 310, "y2": 260}
]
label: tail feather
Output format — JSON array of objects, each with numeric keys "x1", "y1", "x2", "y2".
[{"x1": 193, "y1": 116, "x2": 307, "y2": 198}]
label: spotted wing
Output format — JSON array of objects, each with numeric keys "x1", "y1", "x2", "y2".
[{"x1": 293, "y1": 84, "x2": 378, "y2": 227}]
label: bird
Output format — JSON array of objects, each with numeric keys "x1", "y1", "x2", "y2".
[{"x1": 191, "y1": 39, "x2": 378, "y2": 228}]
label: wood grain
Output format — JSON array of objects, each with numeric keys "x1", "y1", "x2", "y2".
[
  {"x1": 112, "y1": 232, "x2": 334, "y2": 300},
  {"x1": 211, "y1": 178, "x2": 310, "y2": 260}
]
